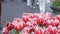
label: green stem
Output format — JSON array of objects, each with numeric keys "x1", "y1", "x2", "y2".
[{"x1": 15, "y1": 31, "x2": 20, "y2": 34}]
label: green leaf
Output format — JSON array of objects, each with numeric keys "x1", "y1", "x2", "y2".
[{"x1": 52, "y1": 1, "x2": 60, "y2": 7}]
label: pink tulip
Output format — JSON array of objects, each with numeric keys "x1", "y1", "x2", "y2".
[{"x1": 2, "y1": 27, "x2": 9, "y2": 34}]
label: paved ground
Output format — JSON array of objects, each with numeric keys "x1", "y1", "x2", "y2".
[
  {"x1": 0, "y1": 1, "x2": 60, "y2": 34},
  {"x1": 1, "y1": 1, "x2": 40, "y2": 26}
]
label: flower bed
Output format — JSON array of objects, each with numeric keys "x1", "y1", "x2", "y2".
[{"x1": 2, "y1": 13, "x2": 60, "y2": 34}]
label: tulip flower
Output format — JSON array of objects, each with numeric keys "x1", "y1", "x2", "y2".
[
  {"x1": 23, "y1": 26, "x2": 32, "y2": 33},
  {"x1": 12, "y1": 18, "x2": 25, "y2": 31},
  {"x1": 34, "y1": 26, "x2": 44, "y2": 34},
  {"x1": 20, "y1": 31, "x2": 30, "y2": 34},
  {"x1": 46, "y1": 25, "x2": 57, "y2": 34},
  {"x1": 2, "y1": 27, "x2": 9, "y2": 34},
  {"x1": 6, "y1": 22, "x2": 13, "y2": 31},
  {"x1": 56, "y1": 15, "x2": 60, "y2": 21},
  {"x1": 26, "y1": 21, "x2": 37, "y2": 27},
  {"x1": 2, "y1": 13, "x2": 60, "y2": 34}
]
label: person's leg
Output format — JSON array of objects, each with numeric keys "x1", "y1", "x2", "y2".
[
  {"x1": 38, "y1": 0, "x2": 43, "y2": 13},
  {"x1": 30, "y1": 0, "x2": 35, "y2": 8},
  {"x1": 27, "y1": 0, "x2": 33, "y2": 8},
  {"x1": 27, "y1": 0, "x2": 31, "y2": 6},
  {"x1": 31, "y1": 0, "x2": 34, "y2": 5},
  {"x1": 38, "y1": 0, "x2": 46, "y2": 13},
  {"x1": 32, "y1": 0, "x2": 36, "y2": 8},
  {"x1": 42, "y1": 0, "x2": 45, "y2": 13}
]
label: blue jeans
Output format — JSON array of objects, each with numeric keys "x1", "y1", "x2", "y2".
[
  {"x1": 31, "y1": 0, "x2": 35, "y2": 6},
  {"x1": 38, "y1": 0, "x2": 46, "y2": 13}
]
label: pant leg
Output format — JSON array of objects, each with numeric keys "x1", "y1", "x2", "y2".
[
  {"x1": 27, "y1": 0, "x2": 31, "y2": 6},
  {"x1": 46, "y1": 0, "x2": 50, "y2": 4},
  {"x1": 42, "y1": 0, "x2": 46, "y2": 13},
  {"x1": 31, "y1": 0, "x2": 33, "y2": 5},
  {"x1": 38, "y1": 0, "x2": 46, "y2": 13},
  {"x1": 31, "y1": 0, "x2": 35, "y2": 6}
]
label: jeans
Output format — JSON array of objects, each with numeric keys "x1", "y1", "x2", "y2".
[{"x1": 38, "y1": 0, "x2": 46, "y2": 13}]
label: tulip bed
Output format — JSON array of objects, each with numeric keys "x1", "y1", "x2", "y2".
[{"x1": 2, "y1": 13, "x2": 60, "y2": 34}]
